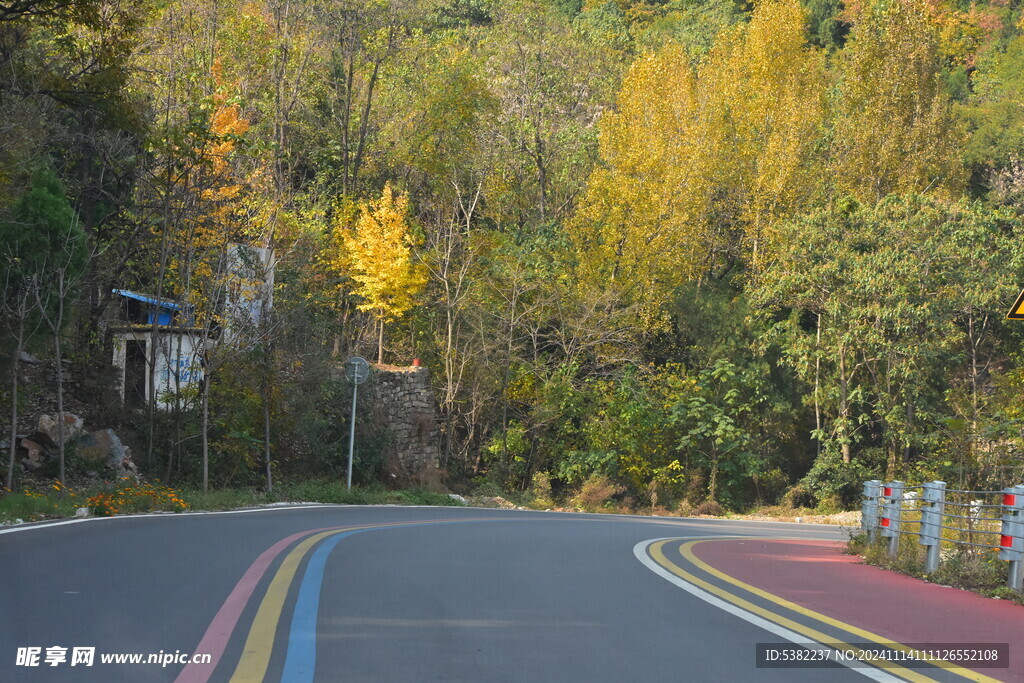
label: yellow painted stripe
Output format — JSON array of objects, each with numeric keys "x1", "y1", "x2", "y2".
[
  {"x1": 649, "y1": 541, "x2": 939, "y2": 683},
  {"x1": 229, "y1": 528, "x2": 346, "y2": 683},
  {"x1": 228, "y1": 518, "x2": 492, "y2": 682},
  {"x1": 677, "y1": 540, "x2": 1002, "y2": 683}
]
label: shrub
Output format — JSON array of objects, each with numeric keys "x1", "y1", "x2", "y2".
[
  {"x1": 693, "y1": 500, "x2": 725, "y2": 516},
  {"x1": 530, "y1": 471, "x2": 555, "y2": 509},
  {"x1": 470, "y1": 478, "x2": 503, "y2": 498},
  {"x1": 752, "y1": 468, "x2": 789, "y2": 505},
  {"x1": 815, "y1": 494, "x2": 844, "y2": 514},
  {"x1": 674, "y1": 500, "x2": 695, "y2": 517},
  {"x1": 799, "y1": 449, "x2": 883, "y2": 509},
  {"x1": 783, "y1": 484, "x2": 816, "y2": 508},
  {"x1": 929, "y1": 546, "x2": 1008, "y2": 592},
  {"x1": 571, "y1": 474, "x2": 623, "y2": 512}
]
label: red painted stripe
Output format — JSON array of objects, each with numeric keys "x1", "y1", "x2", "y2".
[
  {"x1": 174, "y1": 525, "x2": 346, "y2": 683},
  {"x1": 175, "y1": 517, "x2": 462, "y2": 683}
]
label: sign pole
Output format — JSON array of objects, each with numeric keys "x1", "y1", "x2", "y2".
[
  {"x1": 344, "y1": 356, "x2": 369, "y2": 492},
  {"x1": 347, "y1": 379, "x2": 357, "y2": 491}
]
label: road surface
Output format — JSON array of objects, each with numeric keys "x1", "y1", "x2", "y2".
[{"x1": 0, "y1": 505, "x2": 1014, "y2": 681}]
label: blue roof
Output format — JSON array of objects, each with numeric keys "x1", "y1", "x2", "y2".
[{"x1": 112, "y1": 289, "x2": 183, "y2": 310}]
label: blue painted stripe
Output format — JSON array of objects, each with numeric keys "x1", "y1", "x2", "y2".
[
  {"x1": 279, "y1": 520, "x2": 480, "y2": 683},
  {"x1": 280, "y1": 528, "x2": 368, "y2": 683}
]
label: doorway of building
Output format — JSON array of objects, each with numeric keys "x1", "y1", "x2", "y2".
[{"x1": 124, "y1": 340, "x2": 148, "y2": 408}]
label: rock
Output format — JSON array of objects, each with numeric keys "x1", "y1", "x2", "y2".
[
  {"x1": 18, "y1": 351, "x2": 40, "y2": 364},
  {"x1": 447, "y1": 494, "x2": 467, "y2": 505},
  {"x1": 18, "y1": 438, "x2": 47, "y2": 471},
  {"x1": 120, "y1": 448, "x2": 138, "y2": 474},
  {"x1": 75, "y1": 429, "x2": 130, "y2": 471},
  {"x1": 74, "y1": 507, "x2": 88, "y2": 518},
  {"x1": 116, "y1": 448, "x2": 140, "y2": 481},
  {"x1": 38, "y1": 413, "x2": 85, "y2": 446}
]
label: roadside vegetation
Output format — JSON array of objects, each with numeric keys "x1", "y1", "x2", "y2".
[
  {"x1": 848, "y1": 532, "x2": 1023, "y2": 604},
  {"x1": 0, "y1": 479, "x2": 463, "y2": 525},
  {"x1": 2, "y1": 472, "x2": 857, "y2": 525},
  {"x1": 3, "y1": 0, "x2": 1024, "y2": 515}
]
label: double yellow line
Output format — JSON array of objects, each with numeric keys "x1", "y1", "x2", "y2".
[{"x1": 644, "y1": 539, "x2": 1002, "y2": 683}]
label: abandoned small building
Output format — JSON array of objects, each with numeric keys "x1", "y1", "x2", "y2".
[
  {"x1": 108, "y1": 245, "x2": 274, "y2": 409},
  {"x1": 109, "y1": 289, "x2": 204, "y2": 409}
]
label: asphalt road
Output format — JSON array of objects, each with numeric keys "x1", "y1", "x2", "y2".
[{"x1": 1, "y1": 505, "x2": 885, "y2": 682}]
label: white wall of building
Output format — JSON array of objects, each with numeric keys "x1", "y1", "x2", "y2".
[{"x1": 113, "y1": 330, "x2": 204, "y2": 409}]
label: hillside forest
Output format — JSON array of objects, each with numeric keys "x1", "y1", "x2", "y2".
[{"x1": 3, "y1": 0, "x2": 1024, "y2": 511}]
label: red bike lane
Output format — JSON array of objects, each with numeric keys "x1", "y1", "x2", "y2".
[{"x1": 691, "y1": 539, "x2": 1024, "y2": 680}]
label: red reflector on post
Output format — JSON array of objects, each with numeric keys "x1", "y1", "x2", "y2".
[
  {"x1": 1004, "y1": 494, "x2": 1016, "y2": 507},
  {"x1": 883, "y1": 487, "x2": 892, "y2": 497},
  {"x1": 881, "y1": 518, "x2": 890, "y2": 527},
  {"x1": 1002, "y1": 535, "x2": 1014, "y2": 548}
]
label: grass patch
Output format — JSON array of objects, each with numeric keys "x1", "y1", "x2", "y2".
[
  {"x1": 0, "y1": 484, "x2": 81, "y2": 523},
  {"x1": 0, "y1": 477, "x2": 464, "y2": 524},
  {"x1": 178, "y1": 487, "x2": 275, "y2": 511},
  {"x1": 1, "y1": 479, "x2": 190, "y2": 522},
  {"x1": 848, "y1": 531, "x2": 1022, "y2": 604},
  {"x1": 178, "y1": 479, "x2": 463, "y2": 510},
  {"x1": 741, "y1": 504, "x2": 821, "y2": 518}
]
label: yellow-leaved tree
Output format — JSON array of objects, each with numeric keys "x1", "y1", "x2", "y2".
[
  {"x1": 830, "y1": 0, "x2": 967, "y2": 201},
  {"x1": 344, "y1": 183, "x2": 427, "y2": 363},
  {"x1": 570, "y1": 0, "x2": 825, "y2": 323}
]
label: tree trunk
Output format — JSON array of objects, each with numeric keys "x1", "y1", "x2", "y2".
[
  {"x1": 6, "y1": 312, "x2": 25, "y2": 490},
  {"x1": 53, "y1": 272, "x2": 65, "y2": 486},
  {"x1": 903, "y1": 401, "x2": 914, "y2": 466},
  {"x1": 708, "y1": 451, "x2": 719, "y2": 502},
  {"x1": 377, "y1": 317, "x2": 384, "y2": 364},
  {"x1": 262, "y1": 379, "x2": 273, "y2": 493},
  {"x1": 839, "y1": 346, "x2": 851, "y2": 464},
  {"x1": 201, "y1": 369, "x2": 211, "y2": 493},
  {"x1": 814, "y1": 312, "x2": 822, "y2": 459}
]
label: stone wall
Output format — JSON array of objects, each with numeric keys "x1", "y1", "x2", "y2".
[{"x1": 370, "y1": 364, "x2": 441, "y2": 482}]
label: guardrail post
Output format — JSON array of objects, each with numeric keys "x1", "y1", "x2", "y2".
[
  {"x1": 919, "y1": 481, "x2": 945, "y2": 573},
  {"x1": 880, "y1": 481, "x2": 904, "y2": 559},
  {"x1": 999, "y1": 484, "x2": 1024, "y2": 591},
  {"x1": 862, "y1": 480, "x2": 881, "y2": 541}
]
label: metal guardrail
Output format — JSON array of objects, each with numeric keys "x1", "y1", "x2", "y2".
[{"x1": 861, "y1": 479, "x2": 1024, "y2": 591}]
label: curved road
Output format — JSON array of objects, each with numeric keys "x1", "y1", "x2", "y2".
[{"x1": 0, "y1": 505, "x2": 995, "y2": 682}]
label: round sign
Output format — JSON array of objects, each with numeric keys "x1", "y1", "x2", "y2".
[{"x1": 345, "y1": 356, "x2": 370, "y2": 385}]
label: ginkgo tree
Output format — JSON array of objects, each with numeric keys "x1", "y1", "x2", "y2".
[{"x1": 344, "y1": 183, "x2": 427, "y2": 364}]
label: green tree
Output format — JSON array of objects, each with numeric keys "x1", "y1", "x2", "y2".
[
  {"x1": 670, "y1": 359, "x2": 766, "y2": 508},
  {"x1": 1, "y1": 168, "x2": 87, "y2": 488},
  {"x1": 753, "y1": 195, "x2": 1022, "y2": 487},
  {"x1": 960, "y1": 33, "x2": 1024, "y2": 198}
]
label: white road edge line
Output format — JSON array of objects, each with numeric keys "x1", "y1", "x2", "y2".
[
  {"x1": 633, "y1": 538, "x2": 903, "y2": 683},
  {"x1": 0, "y1": 503, "x2": 379, "y2": 536}
]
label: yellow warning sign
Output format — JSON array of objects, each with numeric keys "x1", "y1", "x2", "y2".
[{"x1": 1009, "y1": 288, "x2": 1024, "y2": 320}]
